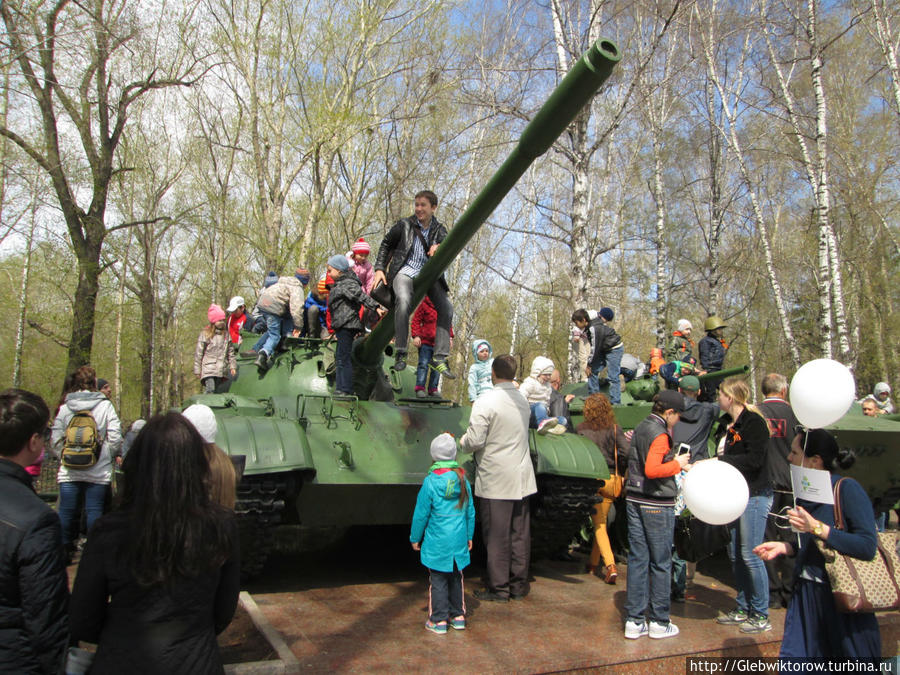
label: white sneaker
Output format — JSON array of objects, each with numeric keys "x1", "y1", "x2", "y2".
[
  {"x1": 537, "y1": 418, "x2": 558, "y2": 435},
  {"x1": 624, "y1": 619, "x2": 648, "y2": 639},
  {"x1": 649, "y1": 620, "x2": 679, "y2": 639},
  {"x1": 548, "y1": 423, "x2": 568, "y2": 435}
]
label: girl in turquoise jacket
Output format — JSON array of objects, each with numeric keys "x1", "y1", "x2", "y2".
[{"x1": 410, "y1": 433, "x2": 476, "y2": 634}]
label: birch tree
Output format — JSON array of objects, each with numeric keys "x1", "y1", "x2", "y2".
[
  {"x1": 760, "y1": 0, "x2": 852, "y2": 361},
  {"x1": 696, "y1": 0, "x2": 802, "y2": 367}
]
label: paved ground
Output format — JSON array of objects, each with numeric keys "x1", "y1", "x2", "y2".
[{"x1": 233, "y1": 525, "x2": 900, "y2": 673}]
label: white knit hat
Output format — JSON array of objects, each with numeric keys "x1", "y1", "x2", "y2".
[
  {"x1": 430, "y1": 433, "x2": 457, "y2": 462},
  {"x1": 677, "y1": 319, "x2": 693, "y2": 332},
  {"x1": 182, "y1": 404, "x2": 218, "y2": 444}
]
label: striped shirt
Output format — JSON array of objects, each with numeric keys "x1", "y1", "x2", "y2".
[{"x1": 397, "y1": 220, "x2": 431, "y2": 279}]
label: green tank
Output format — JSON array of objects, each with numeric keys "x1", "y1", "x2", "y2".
[
  {"x1": 186, "y1": 38, "x2": 622, "y2": 577},
  {"x1": 826, "y1": 405, "x2": 900, "y2": 518}
]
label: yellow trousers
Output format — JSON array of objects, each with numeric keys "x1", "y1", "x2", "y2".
[{"x1": 589, "y1": 495, "x2": 615, "y2": 568}]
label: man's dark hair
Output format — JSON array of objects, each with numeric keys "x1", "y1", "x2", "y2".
[
  {"x1": 415, "y1": 190, "x2": 438, "y2": 207},
  {"x1": 0, "y1": 388, "x2": 50, "y2": 457},
  {"x1": 761, "y1": 373, "x2": 788, "y2": 397},
  {"x1": 651, "y1": 400, "x2": 670, "y2": 416},
  {"x1": 571, "y1": 308, "x2": 589, "y2": 323},
  {"x1": 492, "y1": 354, "x2": 517, "y2": 381},
  {"x1": 121, "y1": 412, "x2": 234, "y2": 586}
]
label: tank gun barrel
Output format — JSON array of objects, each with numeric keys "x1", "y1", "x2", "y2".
[
  {"x1": 696, "y1": 365, "x2": 750, "y2": 382},
  {"x1": 355, "y1": 39, "x2": 621, "y2": 368}
]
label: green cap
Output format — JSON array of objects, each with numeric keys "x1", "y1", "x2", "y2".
[{"x1": 679, "y1": 375, "x2": 700, "y2": 392}]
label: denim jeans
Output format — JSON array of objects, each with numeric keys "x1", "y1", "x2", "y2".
[
  {"x1": 727, "y1": 491, "x2": 773, "y2": 618},
  {"x1": 58, "y1": 481, "x2": 109, "y2": 546},
  {"x1": 334, "y1": 328, "x2": 355, "y2": 394},
  {"x1": 252, "y1": 311, "x2": 285, "y2": 356},
  {"x1": 587, "y1": 345, "x2": 624, "y2": 404},
  {"x1": 392, "y1": 274, "x2": 452, "y2": 359},
  {"x1": 428, "y1": 567, "x2": 464, "y2": 623},
  {"x1": 624, "y1": 500, "x2": 675, "y2": 625},
  {"x1": 528, "y1": 402, "x2": 565, "y2": 429},
  {"x1": 415, "y1": 344, "x2": 440, "y2": 392},
  {"x1": 671, "y1": 550, "x2": 686, "y2": 598}
]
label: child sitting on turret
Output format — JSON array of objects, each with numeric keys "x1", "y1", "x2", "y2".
[
  {"x1": 410, "y1": 433, "x2": 475, "y2": 635},
  {"x1": 519, "y1": 356, "x2": 568, "y2": 435},
  {"x1": 326, "y1": 255, "x2": 386, "y2": 396}
]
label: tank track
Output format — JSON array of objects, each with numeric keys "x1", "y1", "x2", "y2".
[
  {"x1": 530, "y1": 474, "x2": 601, "y2": 560},
  {"x1": 234, "y1": 476, "x2": 289, "y2": 580}
]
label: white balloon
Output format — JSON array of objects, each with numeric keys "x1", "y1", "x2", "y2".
[
  {"x1": 789, "y1": 359, "x2": 856, "y2": 428},
  {"x1": 682, "y1": 459, "x2": 749, "y2": 525}
]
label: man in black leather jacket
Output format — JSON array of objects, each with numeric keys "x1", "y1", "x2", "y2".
[
  {"x1": 0, "y1": 389, "x2": 69, "y2": 675},
  {"x1": 373, "y1": 190, "x2": 454, "y2": 376}
]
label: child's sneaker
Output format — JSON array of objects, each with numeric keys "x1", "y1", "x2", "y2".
[
  {"x1": 428, "y1": 359, "x2": 456, "y2": 379},
  {"x1": 537, "y1": 418, "x2": 558, "y2": 435},
  {"x1": 425, "y1": 620, "x2": 448, "y2": 635},
  {"x1": 450, "y1": 616, "x2": 466, "y2": 631},
  {"x1": 739, "y1": 615, "x2": 772, "y2": 633},
  {"x1": 624, "y1": 619, "x2": 648, "y2": 639},
  {"x1": 649, "y1": 620, "x2": 679, "y2": 639},
  {"x1": 416, "y1": 388, "x2": 426, "y2": 398},
  {"x1": 716, "y1": 608, "x2": 748, "y2": 625},
  {"x1": 548, "y1": 423, "x2": 567, "y2": 435}
]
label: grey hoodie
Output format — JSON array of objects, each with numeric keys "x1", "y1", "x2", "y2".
[{"x1": 51, "y1": 391, "x2": 122, "y2": 485}]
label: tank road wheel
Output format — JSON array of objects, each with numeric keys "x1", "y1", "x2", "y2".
[
  {"x1": 234, "y1": 477, "x2": 288, "y2": 581},
  {"x1": 530, "y1": 475, "x2": 601, "y2": 560}
]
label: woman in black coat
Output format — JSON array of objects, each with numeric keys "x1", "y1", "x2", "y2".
[{"x1": 69, "y1": 413, "x2": 240, "y2": 674}]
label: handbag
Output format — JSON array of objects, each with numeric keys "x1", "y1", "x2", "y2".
[
  {"x1": 674, "y1": 516, "x2": 731, "y2": 562},
  {"x1": 597, "y1": 433, "x2": 624, "y2": 499},
  {"x1": 815, "y1": 478, "x2": 900, "y2": 613},
  {"x1": 369, "y1": 279, "x2": 393, "y2": 308}
]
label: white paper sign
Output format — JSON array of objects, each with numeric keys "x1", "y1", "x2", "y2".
[{"x1": 790, "y1": 465, "x2": 834, "y2": 505}]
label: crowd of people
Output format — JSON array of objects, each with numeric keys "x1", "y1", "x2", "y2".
[
  {"x1": 2, "y1": 187, "x2": 895, "y2": 671},
  {"x1": 1, "y1": 386, "x2": 239, "y2": 674}
]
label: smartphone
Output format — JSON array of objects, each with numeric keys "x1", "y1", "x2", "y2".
[{"x1": 676, "y1": 443, "x2": 691, "y2": 457}]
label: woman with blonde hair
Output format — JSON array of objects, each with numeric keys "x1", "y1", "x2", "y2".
[
  {"x1": 714, "y1": 377, "x2": 773, "y2": 633},
  {"x1": 576, "y1": 393, "x2": 629, "y2": 584}
]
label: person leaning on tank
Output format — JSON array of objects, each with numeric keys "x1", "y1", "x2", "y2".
[{"x1": 372, "y1": 190, "x2": 455, "y2": 379}]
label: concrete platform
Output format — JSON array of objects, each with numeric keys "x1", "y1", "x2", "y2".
[{"x1": 243, "y1": 528, "x2": 900, "y2": 673}]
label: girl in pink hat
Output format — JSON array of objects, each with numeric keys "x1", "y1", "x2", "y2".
[
  {"x1": 194, "y1": 304, "x2": 237, "y2": 393},
  {"x1": 347, "y1": 237, "x2": 374, "y2": 293}
]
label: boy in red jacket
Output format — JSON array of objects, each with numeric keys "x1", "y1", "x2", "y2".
[{"x1": 411, "y1": 298, "x2": 453, "y2": 398}]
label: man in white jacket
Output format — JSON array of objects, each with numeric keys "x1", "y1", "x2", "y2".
[{"x1": 461, "y1": 354, "x2": 536, "y2": 602}]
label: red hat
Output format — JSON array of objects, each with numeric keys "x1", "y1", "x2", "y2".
[
  {"x1": 351, "y1": 238, "x2": 370, "y2": 255},
  {"x1": 207, "y1": 304, "x2": 226, "y2": 323}
]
